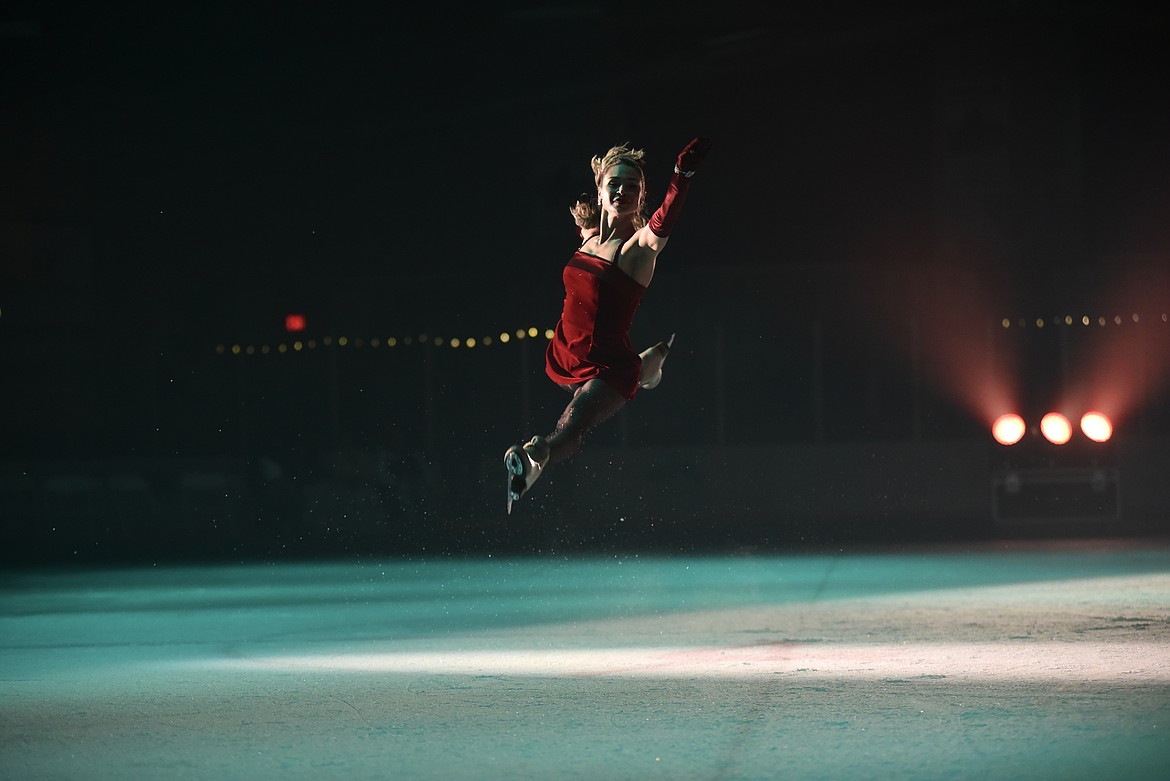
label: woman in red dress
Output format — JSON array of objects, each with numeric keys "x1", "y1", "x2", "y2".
[{"x1": 504, "y1": 137, "x2": 711, "y2": 513}]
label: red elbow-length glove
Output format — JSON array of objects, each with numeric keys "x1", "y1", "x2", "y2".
[{"x1": 648, "y1": 136, "x2": 711, "y2": 238}]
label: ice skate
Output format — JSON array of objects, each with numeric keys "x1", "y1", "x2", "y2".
[
  {"x1": 638, "y1": 333, "x2": 676, "y2": 390},
  {"x1": 504, "y1": 436, "x2": 549, "y2": 514}
]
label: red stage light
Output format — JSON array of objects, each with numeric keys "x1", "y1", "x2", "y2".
[
  {"x1": 991, "y1": 413, "x2": 1026, "y2": 446},
  {"x1": 1080, "y1": 412, "x2": 1113, "y2": 443},
  {"x1": 285, "y1": 313, "x2": 306, "y2": 333},
  {"x1": 1039, "y1": 412, "x2": 1072, "y2": 445}
]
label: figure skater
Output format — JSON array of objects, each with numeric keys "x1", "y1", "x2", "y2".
[{"x1": 504, "y1": 136, "x2": 711, "y2": 512}]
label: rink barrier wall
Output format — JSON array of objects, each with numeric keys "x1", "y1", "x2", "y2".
[{"x1": 1, "y1": 437, "x2": 1168, "y2": 563}]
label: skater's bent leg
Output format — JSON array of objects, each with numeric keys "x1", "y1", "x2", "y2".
[{"x1": 545, "y1": 379, "x2": 626, "y2": 465}]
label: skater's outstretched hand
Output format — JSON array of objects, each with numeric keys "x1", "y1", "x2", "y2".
[{"x1": 675, "y1": 137, "x2": 712, "y2": 176}]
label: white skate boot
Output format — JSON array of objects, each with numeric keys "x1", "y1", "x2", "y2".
[
  {"x1": 504, "y1": 436, "x2": 549, "y2": 514},
  {"x1": 638, "y1": 333, "x2": 676, "y2": 390}
]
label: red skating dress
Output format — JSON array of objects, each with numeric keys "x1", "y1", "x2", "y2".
[{"x1": 545, "y1": 250, "x2": 646, "y2": 400}]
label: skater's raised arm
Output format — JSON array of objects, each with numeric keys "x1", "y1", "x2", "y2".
[{"x1": 636, "y1": 136, "x2": 712, "y2": 254}]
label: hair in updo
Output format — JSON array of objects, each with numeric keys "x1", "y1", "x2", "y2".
[{"x1": 568, "y1": 142, "x2": 649, "y2": 232}]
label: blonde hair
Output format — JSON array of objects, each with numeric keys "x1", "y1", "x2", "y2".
[
  {"x1": 591, "y1": 143, "x2": 646, "y2": 188},
  {"x1": 568, "y1": 142, "x2": 649, "y2": 231},
  {"x1": 569, "y1": 193, "x2": 600, "y2": 231}
]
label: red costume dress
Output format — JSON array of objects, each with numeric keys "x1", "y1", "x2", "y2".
[{"x1": 545, "y1": 250, "x2": 646, "y2": 400}]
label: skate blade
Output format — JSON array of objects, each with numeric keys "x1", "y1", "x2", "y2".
[{"x1": 505, "y1": 449, "x2": 525, "y2": 514}]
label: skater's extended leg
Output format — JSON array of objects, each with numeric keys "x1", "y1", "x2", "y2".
[
  {"x1": 546, "y1": 378, "x2": 627, "y2": 465},
  {"x1": 504, "y1": 378, "x2": 625, "y2": 512}
]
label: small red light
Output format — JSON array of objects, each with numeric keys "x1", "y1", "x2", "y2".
[{"x1": 285, "y1": 314, "x2": 306, "y2": 333}]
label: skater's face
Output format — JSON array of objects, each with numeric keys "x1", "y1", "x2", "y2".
[{"x1": 599, "y1": 163, "x2": 643, "y2": 218}]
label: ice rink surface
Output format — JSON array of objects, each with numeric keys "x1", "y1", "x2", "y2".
[{"x1": 2, "y1": 537, "x2": 1169, "y2": 780}]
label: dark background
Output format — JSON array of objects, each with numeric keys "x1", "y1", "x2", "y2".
[{"x1": 2, "y1": 1, "x2": 1169, "y2": 562}]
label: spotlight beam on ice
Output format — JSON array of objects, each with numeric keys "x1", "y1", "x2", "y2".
[{"x1": 205, "y1": 639, "x2": 1169, "y2": 681}]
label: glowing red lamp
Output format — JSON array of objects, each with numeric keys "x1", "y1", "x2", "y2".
[
  {"x1": 1039, "y1": 412, "x2": 1072, "y2": 445},
  {"x1": 285, "y1": 313, "x2": 306, "y2": 333},
  {"x1": 1080, "y1": 412, "x2": 1113, "y2": 443},
  {"x1": 992, "y1": 413, "x2": 1026, "y2": 446}
]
